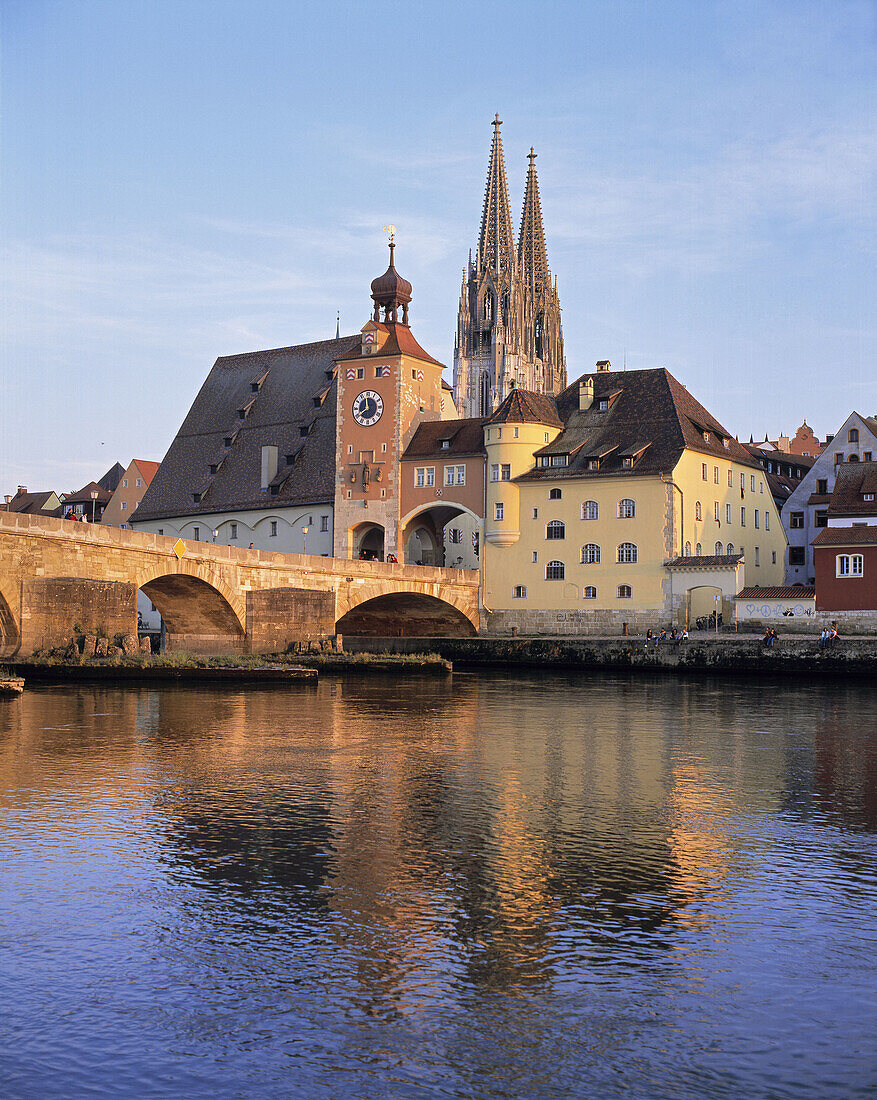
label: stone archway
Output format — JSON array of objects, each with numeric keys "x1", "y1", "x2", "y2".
[
  {"x1": 401, "y1": 504, "x2": 481, "y2": 570},
  {"x1": 688, "y1": 585, "x2": 723, "y2": 628},
  {"x1": 351, "y1": 522, "x2": 385, "y2": 562},
  {"x1": 0, "y1": 582, "x2": 20, "y2": 658},
  {"x1": 336, "y1": 592, "x2": 478, "y2": 638},
  {"x1": 138, "y1": 569, "x2": 246, "y2": 654}
]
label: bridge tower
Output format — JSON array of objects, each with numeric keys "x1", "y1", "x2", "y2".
[{"x1": 333, "y1": 237, "x2": 446, "y2": 562}]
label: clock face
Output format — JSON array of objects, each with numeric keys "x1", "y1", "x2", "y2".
[{"x1": 352, "y1": 390, "x2": 383, "y2": 426}]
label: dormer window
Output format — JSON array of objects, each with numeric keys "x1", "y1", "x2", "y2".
[
  {"x1": 622, "y1": 457, "x2": 633, "y2": 469},
  {"x1": 703, "y1": 431, "x2": 711, "y2": 443},
  {"x1": 550, "y1": 455, "x2": 568, "y2": 467},
  {"x1": 598, "y1": 399, "x2": 609, "y2": 411},
  {"x1": 441, "y1": 439, "x2": 450, "y2": 449},
  {"x1": 722, "y1": 438, "x2": 730, "y2": 449},
  {"x1": 865, "y1": 493, "x2": 875, "y2": 502},
  {"x1": 299, "y1": 426, "x2": 309, "y2": 438},
  {"x1": 587, "y1": 458, "x2": 599, "y2": 470},
  {"x1": 223, "y1": 437, "x2": 232, "y2": 448}
]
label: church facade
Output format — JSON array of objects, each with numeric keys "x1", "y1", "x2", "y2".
[{"x1": 453, "y1": 116, "x2": 566, "y2": 419}]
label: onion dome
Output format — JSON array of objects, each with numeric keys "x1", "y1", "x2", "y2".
[{"x1": 371, "y1": 241, "x2": 412, "y2": 325}]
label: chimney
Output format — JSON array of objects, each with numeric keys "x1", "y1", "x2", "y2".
[
  {"x1": 578, "y1": 377, "x2": 594, "y2": 411},
  {"x1": 261, "y1": 446, "x2": 279, "y2": 489},
  {"x1": 595, "y1": 360, "x2": 611, "y2": 373},
  {"x1": 16, "y1": 485, "x2": 26, "y2": 497}
]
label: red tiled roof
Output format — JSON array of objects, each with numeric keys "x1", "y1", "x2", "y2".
[
  {"x1": 812, "y1": 526, "x2": 877, "y2": 546},
  {"x1": 334, "y1": 322, "x2": 444, "y2": 367},
  {"x1": 133, "y1": 460, "x2": 161, "y2": 485},
  {"x1": 665, "y1": 555, "x2": 743, "y2": 568},
  {"x1": 403, "y1": 418, "x2": 487, "y2": 459}
]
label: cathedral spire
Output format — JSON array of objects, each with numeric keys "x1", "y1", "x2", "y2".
[
  {"x1": 518, "y1": 148, "x2": 549, "y2": 294},
  {"x1": 477, "y1": 114, "x2": 516, "y2": 275}
]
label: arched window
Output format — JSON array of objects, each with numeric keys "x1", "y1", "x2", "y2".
[
  {"x1": 617, "y1": 542, "x2": 637, "y2": 563},
  {"x1": 546, "y1": 560, "x2": 565, "y2": 580},
  {"x1": 727, "y1": 543, "x2": 734, "y2": 555},
  {"x1": 715, "y1": 541, "x2": 723, "y2": 555},
  {"x1": 483, "y1": 293, "x2": 493, "y2": 324},
  {"x1": 546, "y1": 520, "x2": 565, "y2": 540},
  {"x1": 695, "y1": 501, "x2": 702, "y2": 521},
  {"x1": 695, "y1": 542, "x2": 703, "y2": 556},
  {"x1": 583, "y1": 586, "x2": 597, "y2": 600},
  {"x1": 684, "y1": 541, "x2": 692, "y2": 556},
  {"x1": 849, "y1": 428, "x2": 859, "y2": 442},
  {"x1": 582, "y1": 500, "x2": 599, "y2": 520},
  {"x1": 618, "y1": 498, "x2": 636, "y2": 519},
  {"x1": 513, "y1": 585, "x2": 527, "y2": 599},
  {"x1": 549, "y1": 488, "x2": 562, "y2": 500},
  {"x1": 617, "y1": 584, "x2": 632, "y2": 599},
  {"x1": 581, "y1": 543, "x2": 601, "y2": 564}
]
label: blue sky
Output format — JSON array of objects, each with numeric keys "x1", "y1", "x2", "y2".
[{"x1": 2, "y1": 0, "x2": 875, "y2": 492}]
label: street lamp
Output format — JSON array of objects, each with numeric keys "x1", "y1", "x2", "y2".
[
  {"x1": 301, "y1": 525, "x2": 310, "y2": 555},
  {"x1": 213, "y1": 528, "x2": 218, "y2": 543},
  {"x1": 90, "y1": 489, "x2": 99, "y2": 523}
]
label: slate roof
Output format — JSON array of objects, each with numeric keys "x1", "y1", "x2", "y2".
[
  {"x1": 518, "y1": 367, "x2": 759, "y2": 482},
  {"x1": 135, "y1": 335, "x2": 361, "y2": 522},
  {"x1": 665, "y1": 555, "x2": 743, "y2": 569},
  {"x1": 403, "y1": 418, "x2": 487, "y2": 459},
  {"x1": 736, "y1": 586, "x2": 815, "y2": 599},
  {"x1": 63, "y1": 481, "x2": 113, "y2": 506},
  {"x1": 483, "y1": 390, "x2": 563, "y2": 428},
  {"x1": 827, "y1": 461, "x2": 877, "y2": 516},
  {"x1": 812, "y1": 526, "x2": 877, "y2": 547},
  {"x1": 4, "y1": 490, "x2": 61, "y2": 516}
]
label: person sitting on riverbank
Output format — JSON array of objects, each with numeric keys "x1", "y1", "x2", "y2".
[{"x1": 761, "y1": 627, "x2": 778, "y2": 648}]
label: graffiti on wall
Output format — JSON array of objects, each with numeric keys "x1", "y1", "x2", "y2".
[{"x1": 743, "y1": 602, "x2": 814, "y2": 619}]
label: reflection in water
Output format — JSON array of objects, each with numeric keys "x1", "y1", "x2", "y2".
[{"x1": 0, "y1": 673, "x2": 875, "y2": 1098}]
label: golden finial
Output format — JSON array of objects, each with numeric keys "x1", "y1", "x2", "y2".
[{"x1": 382, "y1": 224, "x2": 397, "y2": 244}]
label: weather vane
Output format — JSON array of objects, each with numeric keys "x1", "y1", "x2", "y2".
[{"x1": 382, "y1": 224, "x2": 397, "y2": 244}]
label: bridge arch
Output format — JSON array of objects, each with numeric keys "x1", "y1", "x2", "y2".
[
  {"x1": 136, "y1": 563, "x2": 246, "y2": 651},
  {"x1": 336, "y1": 580, "x2": 478, "y2": 637},
  {"x1": 0, "y1": 580, "x2": 20, "y2": 657},
  {"x1": 400, "y1": 502, "x2": 481, "y2": 569}
]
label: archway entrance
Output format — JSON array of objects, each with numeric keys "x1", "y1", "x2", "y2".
[
  {"x1": 401, "y1": 505, "x2": 479, "y2": 569},
  {"x1": 407, "y1": 525, "x2": 439, "y2": 566},
  {"x1": 0, "y1": 585, "x2": 19, "y2": 658},
  {"x1": 353, "y1": 523, "x2": 385, "y2": 562},
  {"x1": 688, "y1": 585, "x2": 723, "y2": 628}
]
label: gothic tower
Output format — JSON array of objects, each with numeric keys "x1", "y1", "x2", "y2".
[{"x1": 453, "y1": 117, "x2": 566, "y2": 418}]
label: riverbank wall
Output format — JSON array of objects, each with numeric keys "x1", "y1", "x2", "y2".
[{"x1": 343, "y1": 634, "x2": 877, "y2": 678}]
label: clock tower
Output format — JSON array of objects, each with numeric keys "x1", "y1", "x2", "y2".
[{"x1": 333, "y1": 239, "x2": 446, "y2": 561}]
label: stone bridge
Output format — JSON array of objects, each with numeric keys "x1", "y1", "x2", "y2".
[{"x1": 0, "y1": 512, "x2": 481, "y2": 657}]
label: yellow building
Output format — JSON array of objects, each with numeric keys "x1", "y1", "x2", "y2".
[{"x1": 479, "y1": 363, "x2": 787, "y2": 632}]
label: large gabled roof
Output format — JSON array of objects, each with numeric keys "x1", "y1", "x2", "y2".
[
  {"x1": 135, "y1": 334, "x2": 361, "y2": 522},
  {"x1": 828, "y1": 461, "x2": 877, "y2": 516},
  {"x1": 517, "y1": 367, "x2": 758, "y2": 483},
  {"x1": 403, "y1": 418, "x2": 487, "y2": 460}
]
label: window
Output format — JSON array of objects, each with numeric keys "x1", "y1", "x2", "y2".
[
  {"x1": 684, "y1": 541, "x2": 691, "y2": 556},
  {"x1": 864, "y1": 452, "x2": 873, "y2": 463},
  {"x1": 726, "y1": 503, "x2": 732, "y2": 524},
  {"x1": 501, "y1": 464, "x2": 511, "y2": 481},
  {"x1": 727, "y1": 543, "x2": 734, "y2": 555},
  {"x1": 849, "y1": 429, "x2": 859, "y2": 442},
  {"x1": 741, "y1": 508, "x2": 746, "y2": 527},
  {"x1": 618, "y1": 498, "x2": 635, "y2": 519},
  {"x1": 751, "y1": 475, "x2": 756, "y2": 492},
  {"x1": 715, "y1": 541, "x2": 723, "y2": 555},
  {"x1": 702, "y1": 463, "x2": 708, "y2": 480},
  {"x1": 817, "y1": 479, "x2": 828, "y2": 495},
  {"x1": 759, "y1": 482, "x2": 763, "y2": 494},
  {"x1": 789, "y1": 547, "x2": 805, "y2": 565},
  {"x1": 617, "y1": 584, "x2": 632, "y2": 599},
  {"x1": 546, "y1": 520, "x2": 566, "y2": 540},
  {"x1": 583, "y1": 586, "x2": 597, "y2": 600},
  {"x1": 546, "y1": 560, "x2": 565, "y2": 580},
  {"x1": 598, "y1": 399, "x2": 609, "y2": 411},
  {"x1": 122, "y1": 479, "x2": 128, "y2": 488},
  {"x1": 490, "y1": 463, "x2": 499, "y2": 481},
  {"x1": 790, "y1": 512, "x2": 804, "y2": 529},
  {"x1": 494, "y1": 502, "x2": 504, "y2": 521},
  {"x1": 445, "y1": 465, "x2": 465, "y2": 486},
  {"x1": 230, "y1": 523, "x2": 238, "y2": 539},
  {"x1": 549, "y1": 488, "x2": 562, "y2": 500},
  {"x1": 320, "y1": 515, "x2": 329, "y2": 532},
  {"x1": 193, "y1": 526, "x2": 200, "y2": 541},
  {"x1": 270, "y1": 521, "x2": 277, "y2": 537},
  {"x1": 514, "y1": 427, "x2": 519, "y2": 438},
  {"x1": 157, "y1": 529, "x2": 163, "y2": 536},
  {"x1": 581, "y1": 543, "x2": 601, "y2": 564},
  {"x1": 754, "y1": 546, "x2": 760, "y2": 566},
  {"x1": 714, "y1": 467, "x2": 719, "y2": 484},
  {"x1": 544, "y1": 433, "x2": 549, "y2": 443},
  {"x1": 755, "y1": 510, "x2": 759, "y2": 529},
  {"x1": 440, "y1": 439, "x2": 450, "y2": 449},
  {"x1": 533, "y1": 507, "x2": 538, "y2": 519},
  {"x1": 550, "y1": 455, "x2": 568, "y2": 467},
  {"x1": 765, "y1": 512, "x2": 770, "y2": 531},
  {"x1": 617, "y1": 542, "x2": 638, "y2": 563},
  {"x1": 136, "y1": 478, "x2": 142, "y2": 488},
  {"x1": 415, "y1": 467, "x2": 434, "y2": 487},
  {"x1": 121, "y1": 501, "x2": 127, "y2": 511},
  {"x1": 703, "y1": 431, "x2": 711, "y2": 444},
  {"x1": 837, "y1": 554, "x2": 863, "y2": 577},
  {"x1": 513, "y1": 585, "x2": 527, "y2": 599},
  {"x1": 815, "y1": 511, "x2": 828, "y2": 528},
  {"x1": 772, "y1": 551, "x2": 776, "y2": 564},
  {"x1": 532, "y1": 551, "x2": 538, "y2": 563},
  {"x1": 865, "y1": 494, "x2": 875, "y2": 502},
  {"x1": 582, "y1": 500, "x2": 599, "y2": 520},
  {"x1": 728, "y1": 470, "x2": 733, "y2": 487},
  {"x1": 695, "y1": 502, "x2": 702, "y2": 521},
  {"x1": 835, "y1": 453, "x2": 844, "y2": 464},
  {"x1": 695, "y1": 543, "x2": 702, "y2": 556}
]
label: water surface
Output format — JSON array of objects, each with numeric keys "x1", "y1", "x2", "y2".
[{"x1": 1, "y1": 672, "x2": 875, "y2": 1098}]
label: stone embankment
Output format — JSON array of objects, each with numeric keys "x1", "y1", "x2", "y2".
[{"x1": 345, "y1": 634, "x2": 877, "y2": 678}]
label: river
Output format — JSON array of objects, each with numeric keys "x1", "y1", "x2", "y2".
[{"x1": 0, "y1": 671, "x2": 875, "y2": 1099}]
